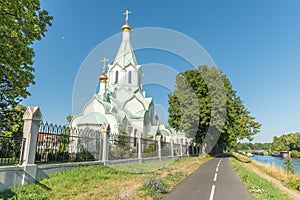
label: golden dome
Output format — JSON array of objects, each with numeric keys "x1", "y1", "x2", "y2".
[
  {"x1": 121, "y1": 24, "x2": 132, "y2": 31},
  {"x1": 99, "y1": 74, "x2": 108, "y2": 82}
]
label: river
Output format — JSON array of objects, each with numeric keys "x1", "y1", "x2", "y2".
[{"x1": 251, "y1": 155, "x2": 300, "y2": 174}]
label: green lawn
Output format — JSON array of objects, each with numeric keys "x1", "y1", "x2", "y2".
[
  {"x1": 230, "y1": 157, "x2": 293, "y2": 200},
  {"x1": 0, "y1": 156, "x2": 210, "y2": 200}
]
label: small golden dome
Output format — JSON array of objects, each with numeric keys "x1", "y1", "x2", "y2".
[
  {"x1": 99, "y1": 74, "x2": 108, "y2": 82},
  {"x1": 121, "y1": 24, "x2": 132, "y2": 31}
]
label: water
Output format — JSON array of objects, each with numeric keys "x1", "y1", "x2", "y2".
[{"x1": 251, "y1": 155, "x2": 300, "y2": 174}]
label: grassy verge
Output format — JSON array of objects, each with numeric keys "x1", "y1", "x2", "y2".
[
  {"x1": 232, "y1": 152, "x2": 300, "y2": 192},
  {"x1": 231, "y1": 156, "x2": 293, "y2": 200},
  {"x1": 0, "y1": 156, "x2": 210, "y2": 200},
  {"x1": 250, "y1": 159, "x2": 300, "y2": 192}
]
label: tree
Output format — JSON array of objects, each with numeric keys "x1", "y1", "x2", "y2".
[
  {"x1": 0, "y1": 0, "x2": 52, "y2": 134},
  {"x1": 168, "y1": 66, "x2": 261, "y2": 152},
  {"x1": 0, "y1": 104, "x2": 26, "y2": 137},
  {"x1": 272, "y1": 133, "x2": 300, "y2": 152}
]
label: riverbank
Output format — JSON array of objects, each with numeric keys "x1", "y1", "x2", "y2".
[
  {"x1": 251, "y1": 155, "x2": 300, "y2": 173},
  {"x1": 232, "y1": 152, "x2": 300, "y2": 200}
]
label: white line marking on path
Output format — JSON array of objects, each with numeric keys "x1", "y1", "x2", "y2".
[
  {"x1": 216, "y1": 167, "x2": 219, "y2": 172},
  {"x1": 209, "y1": 185, "x2": 216, "y2": 200},
  {"x1": 214, "y1": 173, "x2": 218, "y2": 181}
]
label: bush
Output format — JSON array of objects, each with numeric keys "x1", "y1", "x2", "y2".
[
  {"x1": 142, "y1": 177, "x2": 167, "y2": 200},
  {"x1": 291, "y1": 150, "x2": 300, "y2": 158},
  {"x1": 284, "y1": 158, "x2": 294, "y2": 174}
]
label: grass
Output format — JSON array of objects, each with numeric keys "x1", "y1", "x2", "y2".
[
  {"x1": 232, "y1": 152, "x2": 300, "y2": 192},
  {"x1": 231, "y1": 156, "x2": 293, "y2": 200},
  {"x1": 0, "y1": 156, "x2": 211, "y2": 200},
  {"x1": 250, "y1": 159, "x2": 300, "y2": 192},
  {"x1": 108, "y1": 159, "x2": 174, "y2": 173}
]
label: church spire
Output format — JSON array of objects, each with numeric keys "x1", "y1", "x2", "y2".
[{"x1": 113, "y1": 10, "x2": 138, "y2": 67}]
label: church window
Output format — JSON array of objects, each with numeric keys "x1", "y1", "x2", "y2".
[
  {"x1": 115, "y1": 70, "x2": 119, "y2": 83},
  {"x1": 128, "y1": 71, "x2": 132, "y2": 84},
  {"x1": 137, "y1": 72, "x2": 140, "y2": 86}
]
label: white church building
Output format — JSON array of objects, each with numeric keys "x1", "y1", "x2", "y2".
[{"x1": 71, "y1": 11, "x2": 187, "y2": 144}]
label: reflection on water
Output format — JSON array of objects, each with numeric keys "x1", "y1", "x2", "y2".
[{"x1": 251, "y1": 155, "x2": 300, "y2": 174}]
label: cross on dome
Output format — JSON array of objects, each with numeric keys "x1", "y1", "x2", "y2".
[
  {"x1": 123, "y1": 10, "x2": 131, "y2": 24},
  {"x1": 100, "y1": 57, "x2": 109, "y2": 73}
]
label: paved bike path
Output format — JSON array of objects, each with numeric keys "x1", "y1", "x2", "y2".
[{"x1": 163, "y1": 157, "x2": 255, "y2": 200}]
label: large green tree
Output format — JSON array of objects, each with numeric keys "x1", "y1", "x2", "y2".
[
  {"x1": 0, "y1": 1, "x2": 52, "y2": 134},
  {"x1": 168, "y1": 66, "x2": 261, "y2": 152}
]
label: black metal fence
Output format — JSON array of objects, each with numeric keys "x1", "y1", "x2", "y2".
[
  {"x1": 142, "y1": 138, "x2": 158, "y2": 158},
  {"x1": 161, "y1": 141, "x2": 172, "y2": 157},
  {"x1": 0, "y1": 135, "x2": 25, "y2": 165},
  {"x1": 36, "y1": 122, "x2": 101, "y2": 163},
  {"x1": 108, "y1": 133, "x2": 138, "y2": 160},
  {"x1": 35, "y1": 122, "x2": 191, "y2": 164},
  {"x1": 173, "y1": 143, "x2": 181, "y2": 156}
]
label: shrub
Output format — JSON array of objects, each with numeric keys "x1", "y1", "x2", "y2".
[
  {"x1": 142, "y1": 177, "x2": 167, "y2": 199},
  {"x1": 283, "y1": 158, "x2": 294, "y2": 174}
]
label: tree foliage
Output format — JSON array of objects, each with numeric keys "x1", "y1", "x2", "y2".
[
  {"x1": 272, "y1": 133, "x2": 300, "y2": 152},
  {"x1": 236, "y1": 142, "x2": 272, "y2": 151},
  {"x1": 0, "y1": 1, "x2": 52, "y2": 135},
  {"x1": 168, "y1": 66, "x2": 261, "y2": 152},
  {"x1": 0, "y1": 104, "x2": 26, "y2": 136}
]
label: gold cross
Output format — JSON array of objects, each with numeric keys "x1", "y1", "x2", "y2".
[
  {"x1": 123, "y1": 10, "x2": 131, "y2": 24},
  {"x1": 100, "y1": 58, "x2": 109, "y2": 73}
]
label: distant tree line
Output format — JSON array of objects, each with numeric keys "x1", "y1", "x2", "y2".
[
  {"x1": 237, "y1": 132, "x2": 300, "y2": 158},
  {"x1": 236, "y1": 142, "x2": 272, "y2": 151}
]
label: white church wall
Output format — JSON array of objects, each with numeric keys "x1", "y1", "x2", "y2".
[
  {"x1": 130, "y1": 120, "x2": 144, "y2": 133},
  {"x1": 106, "y1": 114, "x2": 119, "y2": 134},
  {"x1": 108, "y1": 64, "x2": 121, "y2": 86},
  {"x1": 71, "y1": 115, "x2": 82, "y2": 128},
  {"x1": 115, "y1": 88, "x2": 131, "y2": 102},
  {"x1": 124, "y1": 97, "x2": 144, "y2": 114}
]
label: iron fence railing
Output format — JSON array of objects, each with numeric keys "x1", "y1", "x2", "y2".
[
  {"x1": 36, "y1": 122, "x2": 101, "y2": 163},
  {"x1": 0, "y1": 135, "x2": 26, "y2": 165},
  {"x1": 142, "y1": 138, "x2": 158, "y2": 158},
  {"x1": 109, "y1": 134, "x2": 138, "y2": 160}
]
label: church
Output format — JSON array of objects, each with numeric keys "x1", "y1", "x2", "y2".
[{"x1": 71, "y1": 11, "x2": 187, "y2": 144}]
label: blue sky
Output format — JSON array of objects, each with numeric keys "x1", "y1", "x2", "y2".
[{"x1": 24, "y1": 0, "x2": 300, "y2": 142}]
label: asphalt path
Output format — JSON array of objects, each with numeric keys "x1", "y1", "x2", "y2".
[{"x1": 163, "y1": 157, "x2": 255, "y2": 200}]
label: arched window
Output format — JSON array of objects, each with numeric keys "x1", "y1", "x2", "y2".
[
  {"x1": 128, "y1": 71, "x2": 132, "y2": 84},
  {"x1": 137, "y1": 72, "x2": 140, "y2": 86},
  {"x1": 115, "y1": 70, "x2": 119, "y2": 84}
]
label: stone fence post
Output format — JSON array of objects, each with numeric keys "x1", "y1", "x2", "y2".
[
  {"x1": 156, "y1": 135, "x2": 161, "y2": 160},
  {"x1": 170, "y1": 135, "x2": 174, "y2": 158},
  {"x1": 137, "y1": 132, "x2": 142, "y2": 163},
  {"x1": 180, "y1": 139, "x2": 183, "y2": 157},
  {"x1": 22, "y1": 106, "x2": 42, "y2": 184},
  {"x1": 101, "y1": 124, "x2": 110, "y2": 164}
]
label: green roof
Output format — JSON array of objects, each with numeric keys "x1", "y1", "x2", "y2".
[
  {"x1": 77, "y1": 112, "x2": 108, "y2": 125},
  {"x1": 160, "y1": 129, "x2": 171, "y2": 136},
  {"x1": 131, "y1": 110, "x2": 146, "y2": 119}
]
